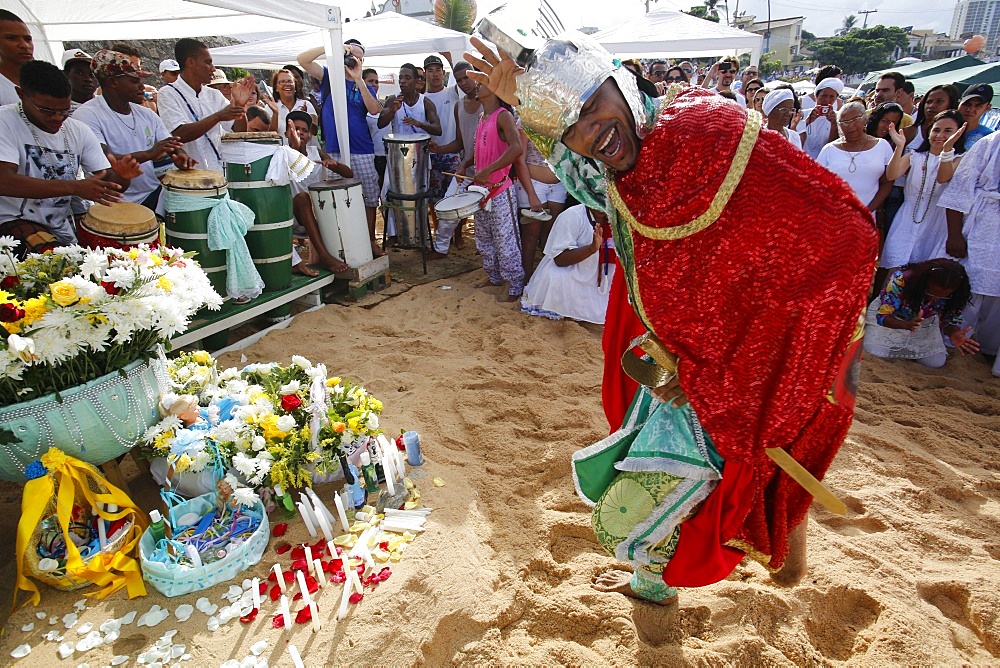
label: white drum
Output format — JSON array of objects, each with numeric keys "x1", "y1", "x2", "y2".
[{"x1": 308, "y1": 178, "x2": 374, "y2": 268}]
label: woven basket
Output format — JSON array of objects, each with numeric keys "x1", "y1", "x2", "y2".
[{"x1": 0, "y1": 357, "x2": 164, "y2": 482}]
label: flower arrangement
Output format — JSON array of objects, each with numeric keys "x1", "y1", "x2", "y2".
[
  {"x1": 0, "y1": 239, "x2": 222, "y2": 405},
  {"x1": 142, "y1": 353, "x2": 386, "y2": 505}
]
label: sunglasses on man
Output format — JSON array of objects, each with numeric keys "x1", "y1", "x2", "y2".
[
  {"x1": 651, "y1": 70, "x2": 667, "y2": 77},
  {"x1": 666, "y1": 76, "x2": 684, "y2": 82},
  {"x1": 718, "y1": 64, "x2": 733, "y2": 72}
]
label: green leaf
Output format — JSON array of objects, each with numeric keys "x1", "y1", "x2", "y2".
[{"x1": 433, "y1": 0, "x2": 476, "y2": 34}]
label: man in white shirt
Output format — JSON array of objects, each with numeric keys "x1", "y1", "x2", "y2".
[
  {"x1": 0, "y1": 60, "x2": 140, "y2": 256},
  {"x1": 157, "y1": 38, "x2": 251, "y2": 173},
  {"x1": 422, "y1": 55, "x2": 463, "y2": 211},
  {"x1": 75, "y1": 49, "x2": 196, "y2": 211},
  {"x1": 0, "y1": 10, "x2": 33, "y2": 107},
  {"x1": 701, "y1": 56, "x2": 745, "y2": 106}
]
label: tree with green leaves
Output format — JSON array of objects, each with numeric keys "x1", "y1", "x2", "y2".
[
  {"x1": 434, "y1": 0, "x2": 477, "y2": 34},
  {"x1": 739, "y1": 51, "x2": 783, "y2": 76},
  {"x1": 811, "y1": 25, "x2": 909, "y2": 75},
  {"x1": 837, "y1": 15, "x2": 858, "y2": 36},
  {"x1": 801, "y1": 29, "x2": 816, "y2": 44},
  {"x1": 685, "y1": 2, "x2": 721, "y2": 23}
]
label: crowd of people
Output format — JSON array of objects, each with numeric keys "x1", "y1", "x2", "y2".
[{"x1": 0, "y1": 6, "x2": 996, "y2": 375}]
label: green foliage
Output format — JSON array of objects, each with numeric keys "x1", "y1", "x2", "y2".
[
  {"x1": 802, "y1": 29, "x2": 817, "y2": 43},
  {"x1": 812, "y1": 25, "x2": 910, "y2": 75},
  {"x1": 434, "y1": 0, "x2": 477, "y2": 34},
  {"x1": 228, "y1": 67, "x2": 251, "y2": 80},
  {"x1": 684, "y1": 5, "x2": 720, "y2": 23},
  {"x1": 738, "y1": 51, "x2": 783, "y2": 76},
  {"x1": 837, "y1": 14, "x2": 858, "y2": 36}
]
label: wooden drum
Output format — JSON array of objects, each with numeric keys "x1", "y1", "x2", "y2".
[{"x1": 77, "y1": 202, "x2": 159, "y2": 250}]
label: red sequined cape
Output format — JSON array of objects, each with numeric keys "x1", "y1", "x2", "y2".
[{"x1": 607, "y1": 87, "x2": 878, "y2": 585}]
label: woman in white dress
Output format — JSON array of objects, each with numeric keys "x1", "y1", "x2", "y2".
[
  {"x1": 520, "y1": 204, "x2": 614, "y2": 324},
  {"x1": 797, "y1": 76, "x2": 843, "y2": 159},
  {"x1": 881, "y1": 110, "x2": 966, "y2": 271},
  {"x1": 266, "y1": 69, "x2": 318, "y2": 133},
  {"x1": 818, "y1": 102, "x2": 894, "y2": 214},
  {"x1": 763, "y1": 88, "x2": 802, "y2": 149}
]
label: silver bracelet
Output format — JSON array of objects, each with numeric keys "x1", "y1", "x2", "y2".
[{"x1": 939, "y1": 149, "x2": 956, "y2": 163}]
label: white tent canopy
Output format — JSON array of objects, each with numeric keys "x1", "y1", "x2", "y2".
[
  {"x1": 592, "y1": 8, "x2": 763, "y2": 65},
  {"x1": 209, "y1": 13, "x2": 474, "y2": 69}
]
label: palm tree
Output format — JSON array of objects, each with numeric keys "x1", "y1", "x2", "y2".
[
  {"x1": 704, "y1": 0, "x2": 721, "y2": 21},
  {"x1": 434, "y1": 0, "x2": 477, "y2": 34},
  {"x1": 837, "y1": 14, "x2": 858, "y2": 36}
]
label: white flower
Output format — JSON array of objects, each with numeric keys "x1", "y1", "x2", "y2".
[
  {"x1": 233, "y1": 487, "x2": 260, "y2": 508},
  {"x1": 291, "y1": 355, "x2": 312, "y2": 370},
  {"x1": 251, "y1": 435, "x2": 266, "y2": 451},
  {"x1": 365, "y1": 413, "x2": 379, "y2": 431},
  {"x1": 79, "y1": 251, "x2": 108, "y2": 280},
  {"x1": 7, "y1": 334, "x2": 38, "y2": 363},
  {"x1": 0, "y1": 235, "x2": 21, "y2": 252},
  {"x1": 189, "y1": 449, "x2": 212, "y2": 473},
  {"x1": 276, "y1": 415, "x2": 296, "y2": 432},
  {"x1": 232, "y1": 452, "x2": 258, "y2": 478},
  {"x1": 278, "y1": 380, "x2": 300, "y2": 395}
]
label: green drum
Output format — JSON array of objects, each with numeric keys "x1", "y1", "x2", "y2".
[
  {"x1": 162, "y1": 169, "x2": 228, "y2": 297},
  {"x1": 222, "y1": 132, "x2": 294, "y2": 296}
]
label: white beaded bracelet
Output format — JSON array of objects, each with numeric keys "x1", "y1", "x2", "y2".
[{"x1": 939, "y1": 149, "x2": 956, "y2": 163}]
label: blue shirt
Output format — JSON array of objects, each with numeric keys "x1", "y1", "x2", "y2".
[
  {"x1": 319, "y1": 68, "x2": 376, "y2": 155},
  {"x1": 964, "y1": 123, "x2": 994, "y2": 150}
]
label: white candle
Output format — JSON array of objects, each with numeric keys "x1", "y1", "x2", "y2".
[
  {"x1": 272, "y1": 564, "x2": 287, "y2": 594},
  {"x1": 295, "y1": 569, "x2": 312, "y2": 607},
  {"x1": 327, "y1": 540, "x2": 337, "y2": 560},
  {"x1": 278, "y1": 594, "x2": 291, "y2": 629},
  {"x1": 307, "y1": 488, "x2": 336, "y2": 526},
  {"x1": 348, "y1": 567, "x2": 364, "y2": 596},
  {"x1": 296, "y1": 501, "x2": 317, "y2": 538},
  {"x1": 395, "y1": 448, "x2": 406, "y2": 480},
  {"x1": 313, "y1": 557, "x2": 325, "y2": 588},
  {"x1": 333, "y1": 493, "x2": 350, "y2": 533},
  {"x1": 337, "y1": 581, "x2": 351, "y2": 620},
  {"x1": 251, "y1": 577, "x2": 261, "y2": 610},
  {"x1": 308, "y1": 601, "x2": 320, "y2": 632},
  {"x1": 93, "y1": 504, "x2": 107, "y2": 549},
  {"x1": 288, "y1": 645, "x2": 305, "y2": 668},
  {"x1": 315, "y1": 507, "x2": 334, "y2": 543},
  {"x1": 381, "y1": 451, "x2": 396, "y2": 495}
]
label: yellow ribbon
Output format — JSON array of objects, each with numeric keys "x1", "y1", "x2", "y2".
[{"x1": 14, "y1": 449, "x2": 147, "y2": 610}]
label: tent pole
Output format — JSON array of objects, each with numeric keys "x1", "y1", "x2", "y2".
[{"x1": 322, "y1": 9, "x2": 352, "y2": 167}]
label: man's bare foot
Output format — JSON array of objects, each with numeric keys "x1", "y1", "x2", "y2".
[
  {"x1": 292, "y1": 262, "x2": 320, "y2": 277},
  {"x1": 594, "y1": 569, "x2": 679, "y2": 646},
  {"x1": 427, "y1": 250, "x2": 448, "y2": 261},
  {"x1": 770, "y1": 516, "x2": 808, "y2": 587},
  {"x1": 318, "y1": 255, "x2": 350, "y2": 273},
  {"x1": 371, "y1": 241, "x2": 386, "y2": 258}
]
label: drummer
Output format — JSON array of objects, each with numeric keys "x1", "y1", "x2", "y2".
[
  {"x1": 75, "y1": 50, "x2": 196, "y2": 213},
  {"x1": 284, "y1": 110, "x2": 355, "y2": 274}
]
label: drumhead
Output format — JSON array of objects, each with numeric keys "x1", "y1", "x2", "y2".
[
  {"x1": 384, "y1": 132, "x2": 431, "y2": 144},
  {"x1": 435, "y1": 192, "x2": 483, "y2": 211},
  {"x1": 222, "y1": 131, "x2": 281, "y2": 143},
  {"x1": 161, "y1": 169, "x2": 228, "y2": 190},
  {"x1": 308, "y1": 177, "x2": 362, "y2": 192},
  {"x1": 84, "y1": 202, "x2": 156, "y2": 233}
]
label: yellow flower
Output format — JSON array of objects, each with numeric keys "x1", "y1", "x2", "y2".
[
  {"x1": 20, "y1": 297, "x2": 47, "y2": 326},
  {"x1": 40, "y1": 447, "x2": 69, "y2": 471},
  {"x1": 157, "y1": 276, "x2": 172, "y2": 291},
  {"x1": 151, "y1": 253, "x2": 164, "y2": 266},
  {"x1": 261, "y1": 414, "x2": 288, "y2": 441},
  {"x1": 48, "y1": 280, "x2": 78, "y2": 307},
  {"x1": 347, "y1": 416, "x2": 361, "y2": 433},
  {"x1": 86, "y1": 313, "x2": 109, "y2": 325},
  {"x1": 3, "y1": 321, "x2": 20, "y2": 334},
  {"x1": 192, "y1": 350, "x2": 211, "y2": 364},
  {"x1": 78, "y1": 297, "x2": 90, "y2": 305},
  {"x1": 331, "y1": 421, "x2": 346, "y2": 434},
  {"x1": 326, "y1": 376, "x2": 342, "y2": 387},
  {"x1": 128, "y1": 248, "x2": 139, "y2": 260}
]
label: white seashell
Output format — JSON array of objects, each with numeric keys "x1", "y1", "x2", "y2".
[
  {"x1": 38, "y1": 558, "x2": 59, "y2": 572},
  {"x1": 21, "y1": 623, "x2": 34, "y2": 632},
  {"x1": 73, "y1": 599, "x2": 88, "y2": 612},
  {"x1": 111, "y1": 656, "x2": 129, "y2": 666},
  {"x1": 249, "y1": 640, "x2": 267, "y2": 657},
  {"x1": 174, "y1": 604, "x2": 194, "y2": 622},
  {"x1": 206, "y1": 616, "x2": 220, "y2": 632},
  {"x1": 36, "y1": 612, "x2": 47, "y2": 619},
  {"x1": 58, "y1": 641, "x2": 75, "y2": 658},
  {"x1": 63, "y1": 612, "x2": 78, "y2": 628},
  {"x1": 120, "y1": 611, "x2": 137, "y2": 625},
  {"x1": 10, "y1": 644, "x2": 30, "y2": 658},
  {"x1": 77, "y1": 622, "x2": 94, "y2": 634}
]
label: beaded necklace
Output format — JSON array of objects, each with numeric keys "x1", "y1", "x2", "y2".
[
  {"x1": 912, "y1": 153, "x2": 938, "y2": 224},
  {"x1": 17, "y1": 102, "x2": 72, "y2": 166}
]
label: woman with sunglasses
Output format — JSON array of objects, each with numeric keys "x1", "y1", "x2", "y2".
[
  {"x1": 663, "y1": 66, "x2": 688, "y2": 85},
  {"x1": 762, "y1": 87, "x2": 802, "y2": 149},
  {"x1": 817, "y1": 101, "x2": 894, "y2": 216},
  {"x1": 743, "y1": 77, "x2": 764, "y2": 110}
]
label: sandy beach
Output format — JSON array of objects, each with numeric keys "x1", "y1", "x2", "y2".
[{"x1": 2, "y1": 264, "x2": 999, "y2": 665}]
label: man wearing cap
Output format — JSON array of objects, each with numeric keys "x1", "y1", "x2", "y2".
[
  {"x1": 298, "y1": 39, "x2": 384, "y2": 258},
  {"x1": 157, "y1": 38, "x2": 253, "y2": 173},
  {"x1": 422, "y1": 55, "x2": 463, "y2": 223},
  {"x1": 958, "y1": 84, "x2": 994, "y2": 149},
  {"x1": 209, "y1": 69, "x2": 232, "y2": 102},
  {"x1": 467, "y1": 34, "x2": 876, "y2": 635},
  {"x1": 0, "y1": 10, "x2": 32, "y2": 107},
  {"x1": 0, "y1": 60, "x2": 141, "y2": 256},
  {"x1": 74, "y1": 49, "x2": 195, "y2": 212},
  {"x1": 159, "y1": 59, "x2": 180, "y2": 85},
  {"x1": 61, "y1": 49, "x2": 97, "y2": 114},
  {"x1": 940, "y1": 129, "x2": 1000, "y2": 377}
]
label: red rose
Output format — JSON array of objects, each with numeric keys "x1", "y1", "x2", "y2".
[
  {"x1": 281, "y1": 394, "x2": 302, "y2": 411},
  {"x1": 100, "y1": 281, "x2": 120, "y2": 295},
  {"x1": 0, "y1": 275, "x2": 19, "y2": 289},
  {"x1": 0, "y1": 302, "x2": 24, "y2": 322}
]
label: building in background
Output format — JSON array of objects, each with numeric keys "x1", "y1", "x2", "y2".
[
  {"x1": 894, "y1": 28, "x2": 967, "y2": 60},
  {"x1": 951, "y1": 0, "x2": 1000, "y2": 55},
  {"x1": 733, "y1": 15, "x2": 804, "y2": 65}
]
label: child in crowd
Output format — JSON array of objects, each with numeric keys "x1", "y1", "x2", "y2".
[
  {"x1": 864, "y1": 258, "x2": 979, "y2": 367},
  {"x1": 881, "y1": 111, "x2": 966, "y2": 271}
]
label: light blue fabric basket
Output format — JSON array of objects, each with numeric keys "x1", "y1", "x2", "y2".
[{"x1": 139, "y1": 493, "x2": 269, "y2": 597}]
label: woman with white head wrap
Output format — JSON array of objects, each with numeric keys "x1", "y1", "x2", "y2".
[
  {"x1": 763, "y1": 88, "x2": 802, "y2": 149},
  {"x1": 797, "y1": 77, "x2": 845, "y2": 159},
  {"x1": 817, "y1": 101, "x2": 895, "y2": 216}
]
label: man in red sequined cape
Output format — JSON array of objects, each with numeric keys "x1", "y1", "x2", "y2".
[
  {"x1": 466, "y1": 36, "x2": 878, "y2": 591},
  {"x1": 596, "y1": 85, "x2": 877, "y2": 586}
]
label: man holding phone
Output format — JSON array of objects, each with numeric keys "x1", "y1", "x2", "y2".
[{"x1": 701, "y1": 56, "x2": 745, "y2": 106}]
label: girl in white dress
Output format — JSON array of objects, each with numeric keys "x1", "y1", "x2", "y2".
[{"x1": 881, "y1": 110, "x2": 967, "y2": 271}]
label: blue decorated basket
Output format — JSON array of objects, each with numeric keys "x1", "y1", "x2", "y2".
[{"x1": 0, "y1": 357, "x2": 164, "y2": 481}]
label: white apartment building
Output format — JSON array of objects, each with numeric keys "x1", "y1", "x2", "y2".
[{"x1": 951, "y1": 0, "x2": 1000, "y2": 54}]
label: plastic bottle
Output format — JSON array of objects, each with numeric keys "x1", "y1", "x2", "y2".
[
  {"x1": 348, "y1": 463, "x2": 367, "y2": 510},
  {"x1": 402, "y1": 430, "x2": 424, "y2": 466},
  {"x1": 148, "y1": 509, "x2": 169, "y2": 544},
  {"x1": 359, "y1": 450, "x2": 379, "y2": 494}
]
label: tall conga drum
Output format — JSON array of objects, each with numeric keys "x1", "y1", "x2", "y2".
[
  {"x1": 77, "y1": 202, "x2": 159, "y2": 250},
  {"x1": 384, "y1": 133, "x2": 431, "y2": 248},
  {"x1": 308, "y1": 178, "x2": 374, "y2": 268},
  {"x1": 221, "y1": 132, "x2": 294, "y2": 294},
  {"x1": 161, "y1": 169, "x2": 229, "y2": 297}
]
